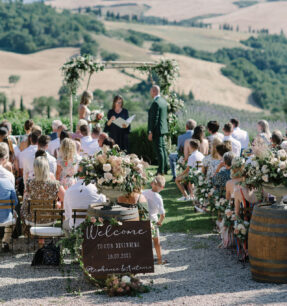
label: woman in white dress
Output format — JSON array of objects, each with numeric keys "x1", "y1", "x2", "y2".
[{"x1": 78, "y1": 91, "x2": 92, "y2": 130}]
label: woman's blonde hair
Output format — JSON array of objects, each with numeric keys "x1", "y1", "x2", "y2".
[
  {"x1": 60, "y1": 138, "x2": 76, "y2": 162},
  {"x1": 257, "y1": 120, "x2": 271, "y2": 137},
  {"x1": 211, "y1": 136, "x2": 222, "y2": 159},
  {"x1": 80, "y1": 91, "x2": 93, "y2": 105},
  {"x1": 34, "y1": 156, "x2": 50, "y2": 181}
]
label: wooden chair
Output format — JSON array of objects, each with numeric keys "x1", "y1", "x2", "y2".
[
  {"x1": 0, "y1": 200, "x2": 16, "y2": 252},
  {"x1": 72, "y1": 209, "x2": 88, "y2": 228},
  {"x1": 25, "y1": 199, "x2": 62, "y2": 251},
  {"x1": 29, "y1": 207, "x2": 65, "y2": 247}
]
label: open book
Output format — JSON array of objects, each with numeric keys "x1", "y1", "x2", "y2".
[{"x1": 113, "y1": 115, "x2": 136, "y2": 128}]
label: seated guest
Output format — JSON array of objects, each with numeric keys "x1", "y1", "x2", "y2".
[
  {"x1": 50, "y1": 120, "x2": 62, "y2": 141},
  {"x1": 0, "y1": 120, "x2": 17, "y2": 145},
  {"x1": 24, "y1": 135, "x2": 57, "y2": 182},
  {"x1": 85, "y1": 126, "x2": 101, "y2": 156},
  {"x1": 257, "y1": 120, "x2": 271, "y2": 145},
  {"x1": 71, "y1": 119, "x2": 88, "y2": 140},
  {"x1": 202, "y1": 136, "x2": 222, "y2": 181},
  {"x1": 0, "y1": 143, "x2": 15, "y2": 186},
  {"x1": 102, "y1": 137, "x2": 115, "y2": 149},
  {"x1": 176, "y1": 139, "x2": 204, "y2": 201},
  {"x1": 212, "y1": 152, "x2": 235, "y2": 192},
  {"x1": 223, "y1": 122, "x2": 241, "y2": 156},
  {"x1": 20, "y1": 130, "x2": 42, "y2": 184},
  {"x1": 47, "y1": 124, "x2": 67, "y2": 157},
  {"x1": 21, "y1": 156, "x2": 65, "y2": 238},
  {"x1": 230, "y1": 118, "x2": 249, "y2": 151},
  {"x1": 98, "y1": 133, "x2": 108, "y2": 149},
  {"x1": 80, "y1": 125, "x2": 93, "y2": 156},
  {"x1": 56, "y1": 138, "x2": 81, "y2": 189},
  {"x1": 184, "y1": 125, "x2": 208, "y2": 159},
  {"x1": 207, "y1": 120, "x2": 224, "y2": 146},
  {"x1": 64, "y1": 172, "x2": 106, "y2": 229},
  {"x1": 0, "y1": 173, "x2": 17, "y2": 251},
  {"x1": 0, "y1": 127, "x2": 14, "y2": 172},
  {"x1": 169, "y1": 119, "x2": 196, "y2": 181},
  {"x1": 271, "y1": 130, "x2": 283, "y2": 149},
  {"x1": 19, "y1": 119, "x2": 34, "y2": 151},
  {"x1": 225, "y1": 157, "x2": 244, "y2": 201}
]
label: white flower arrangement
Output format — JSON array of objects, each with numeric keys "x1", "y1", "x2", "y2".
[{"x1": 78, "y1": 145, "x2": 150, "y2": 193}]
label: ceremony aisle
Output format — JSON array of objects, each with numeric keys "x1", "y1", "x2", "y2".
[{"x1": 1, "y1": 232, "x2": 286, "y2": 305}]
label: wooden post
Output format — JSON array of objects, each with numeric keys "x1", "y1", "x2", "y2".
[{"x1": 70, "y1": 94, "x2": 73, "y2": 132}]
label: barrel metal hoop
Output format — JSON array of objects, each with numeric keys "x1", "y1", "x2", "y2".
[
  {"x1": 252, "y1": 272, "x2": 287, "y2": 283},
  {"x1": 251, "y1": 220, "x2": 287, "y2": 229},
  {"x1": 249, "y1": 256, "x2": 287, "y2": 265},
  {"x1": 249, "y1": 228, "x2": 287, "y2": 237},
  {"x1": 251, "y1": 265, "x2": 287, "y2": 273},
  {"x1": 253, "y1": 211, "x2": 287, "y2": 219}
]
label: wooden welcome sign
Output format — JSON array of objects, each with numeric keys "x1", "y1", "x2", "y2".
[{"x1": 82, "y1": 221, "x2": 154, "y2": 277}]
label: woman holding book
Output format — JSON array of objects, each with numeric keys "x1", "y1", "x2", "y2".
[{"x1": 104, "y1": 95, "x2": 130, "y2": 152}]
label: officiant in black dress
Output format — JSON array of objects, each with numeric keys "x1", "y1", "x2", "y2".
[{"x1": 104, "y1": 95, "x2": 130, "y2": 152}]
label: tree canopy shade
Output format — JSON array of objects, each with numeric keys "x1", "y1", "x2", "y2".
[{"x1": 0, "y1": 1, "x2": 105, "y2": 53}]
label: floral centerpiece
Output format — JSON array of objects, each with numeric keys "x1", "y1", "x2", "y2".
[{"x1": 78, "y1": 145, "x2": 150, "y2": 203}]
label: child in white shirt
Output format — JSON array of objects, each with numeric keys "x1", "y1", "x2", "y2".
[
  {"x1": 175, "y1": 139, "x2": 204, "y2": 201},
  {"x1": 143, "y1": 175, "x2": 166, "y2": 265}
]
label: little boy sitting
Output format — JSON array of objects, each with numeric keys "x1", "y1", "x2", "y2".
[{"x1": 175, "y1": 139, "x2": 204, "y2": 201}]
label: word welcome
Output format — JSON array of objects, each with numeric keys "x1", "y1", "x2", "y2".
[{"x1": 86, "y1": 224, "x2": 147, "y2": 240}]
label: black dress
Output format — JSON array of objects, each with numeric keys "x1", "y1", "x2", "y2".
[{"x1": 104, "y1": 108, "x2": 130, "y2": 152}]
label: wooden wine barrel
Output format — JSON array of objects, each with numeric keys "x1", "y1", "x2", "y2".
[
  {"x1": 248, "y1": 203, "x2": 287, "y2": 283},
  {"x1": 87, "y1": 204, "x2": 139, "y2": 222}
]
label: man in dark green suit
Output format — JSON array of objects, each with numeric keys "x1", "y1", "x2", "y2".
[{"x1": 148, "y1": 85, "x2": 169, "y2": 175}]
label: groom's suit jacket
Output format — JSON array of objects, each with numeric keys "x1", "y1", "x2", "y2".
[{"x1": 148, "y1": 96, "x2": 168, "y2": 137}]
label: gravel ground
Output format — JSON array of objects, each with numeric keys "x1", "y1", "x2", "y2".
[{"x1": 1, "y1": 233, "x2": 287, "y2": 305}]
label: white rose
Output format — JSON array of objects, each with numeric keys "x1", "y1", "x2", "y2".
[
  {"x1": 279, "y1": 161, "x2": 286, "y2": 170},
  {"x1": 103, "y1": 164, "x2": 112, "y2": 172},
  {"x1": 215, "y1": 202, "x2": 220, "y2": 208},
  {"x1": 262, "y1": 175, "x2": 269, "y2": 183},
  {"x1": 121, "y1": 276, "x2": 131, "y2": 283},
  {"x1": 104, "y1": 172, "x2": 113, "y2": 181},
  {"x1": 278, "y1": 149, "x2": 287, "y2": 160}
]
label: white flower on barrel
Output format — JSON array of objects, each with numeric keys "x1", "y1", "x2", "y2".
[
  {"x1": 104, "y1": 172, "x2": 113, "y2": 182},
  {"x1": 103, "y1": 163, "x2": 112, "y2": 172},
  {"x1": 261, "y1": 165, "x2": 269, "y2": 174},
  {"x1": 121, "y1": 275, "x2": 131, "y2": 283},
  {"x1": 262, "y1": 175, "x2": 269, "y2": 183}
]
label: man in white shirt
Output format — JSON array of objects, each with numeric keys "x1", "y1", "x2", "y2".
[
  {"x1": 47, "y1": 125, "x2": 65, "y2": 157},
  {"x1": 20, "y1": 130, "x2": 42, "y2": 184},
  {"x1": 80, "y1": 125, "x2": 93, "y2": 156},
  {"x1": 0, "y1": 143, "x2": 15, "y2": 186},
  {"x1": 223, "y1": 122, "x2": 241, "y2": 157},
  {"x1": 86, "y1": 126, "x2": 101, "y2": 156},
  {"x1": 64, "y1": 178, "x2": 106, "y2": 229},
  {"x1": 230, "y1": 118, "x2": 249, "y2": 151},
  {"x1": 175, "y1": 139, "x2": 204, "y2": 201},
  {"x1": 24, "y1": 135, "x2": 57, "y2": 181}
]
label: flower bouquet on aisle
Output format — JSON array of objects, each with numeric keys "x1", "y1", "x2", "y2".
[
  {"x1": 243, "y1": 147, "x2": 287, "y2": 189},
  {"x1": 78, "y1": 145, "x2": 150, "y2": 196},
  {"x1": 104, "y1": 274, "x2": 151, "y2": 297}
]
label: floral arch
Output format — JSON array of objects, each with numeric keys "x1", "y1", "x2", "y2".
[{"x1": 61, "y1": 55, "x2": 184, "y2": 138}]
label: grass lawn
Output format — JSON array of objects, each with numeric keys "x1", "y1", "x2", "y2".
[{"x1": 147, "y1": 167, "x2": 215, "y2": 234}]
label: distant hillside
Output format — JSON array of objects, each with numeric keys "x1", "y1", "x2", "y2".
[{"x1": 0, "y1": 1, "x2": 105, "y2": 53}]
